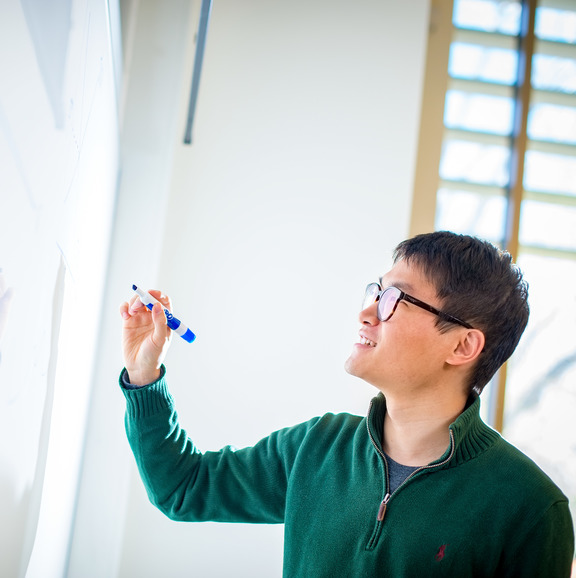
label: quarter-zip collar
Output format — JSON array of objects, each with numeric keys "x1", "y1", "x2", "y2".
[{"x1": 366, "y1": 393, "x2": 501, "y2": 470}]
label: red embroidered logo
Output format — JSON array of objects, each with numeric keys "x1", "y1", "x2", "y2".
[{"x1": 435, "y1": 544, "x2": 448, "y2": 561}]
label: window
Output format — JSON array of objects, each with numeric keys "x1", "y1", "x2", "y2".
[{"x1": 415, "y1": 0, "x2": 576, "y2": 547}]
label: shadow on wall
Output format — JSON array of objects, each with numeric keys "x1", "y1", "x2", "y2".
[{"x1": 20, "y1": 0, "x2": 72, "y2": 129}]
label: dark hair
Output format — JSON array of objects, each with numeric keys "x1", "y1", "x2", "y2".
[{"x1": 393, "y1": 231, "x2": 529, "y2": 396}]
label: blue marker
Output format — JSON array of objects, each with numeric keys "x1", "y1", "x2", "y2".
[{"x1": 132, "y1": 285, "x2": 196, "y2": 343}]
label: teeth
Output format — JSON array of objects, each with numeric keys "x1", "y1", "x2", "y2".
[{"x1": 360, "y1": 336, "x2": 376, "y2": 347}]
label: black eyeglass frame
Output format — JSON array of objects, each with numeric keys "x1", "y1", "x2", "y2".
[{"x1": 364, "y1": 283, "x2": 473, "y2": 329}]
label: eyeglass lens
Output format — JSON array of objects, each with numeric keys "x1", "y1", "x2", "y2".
[
  {"x1": 363, "y1": 284, "x2": 404, "y2": 322},
  {"x1": 378, "y1": 287, "x2": 401, "y2": 321},
  {"x1": 362, "y1": 283, "x2": 381, "y2": 311}
]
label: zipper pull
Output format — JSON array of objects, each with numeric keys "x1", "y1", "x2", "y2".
[{"x1": 377, "y1": 493, "x2": 391, "y2": 522}]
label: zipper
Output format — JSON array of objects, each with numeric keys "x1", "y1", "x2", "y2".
[
  {"x1": 366, "y1": 400, "x2": 457, "y2": 522},
  {"x1": 376, "y1": 493, "x2": 391, "y2": 522}
]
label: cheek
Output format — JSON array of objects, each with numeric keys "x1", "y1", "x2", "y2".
[{"x1": 386, "y1": 321, "x2": 440, "y2": 360}]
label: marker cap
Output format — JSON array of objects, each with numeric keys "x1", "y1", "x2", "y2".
[{"x1": 180, "y1": 328, "x2": 196, "y2": 343}]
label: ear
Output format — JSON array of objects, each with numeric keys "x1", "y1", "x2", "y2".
[{"x1": 446, "y1": 329, "x2": 485, "y2": 367}]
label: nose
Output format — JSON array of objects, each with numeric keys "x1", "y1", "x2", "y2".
[{"x1": 359, "y1": 301, "x2": 380, "y2": 326}]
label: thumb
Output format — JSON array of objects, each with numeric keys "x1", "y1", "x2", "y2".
[{"x1": 151, "y1": 302, "x2": 170, "y2": 342}]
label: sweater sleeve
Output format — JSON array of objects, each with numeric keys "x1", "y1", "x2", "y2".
[
  {"x1": 503, "y1": 497, "x2": 575, "y2": 577},
  {"x1": 120, "y1": 368, "x2": 317, "y2": 524}
]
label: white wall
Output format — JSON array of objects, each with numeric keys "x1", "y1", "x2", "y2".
[{"x1": 70, "y1": 1, "x2": 431, "y2": 576}]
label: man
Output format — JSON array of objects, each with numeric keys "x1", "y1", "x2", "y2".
[{"x1": 119, "y1": 231, "x2": 574, "y2": 576}]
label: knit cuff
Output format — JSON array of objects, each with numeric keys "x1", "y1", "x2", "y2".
[
  {"x1": 119, "y1": 366, "x2": 174, "y2": 419},
  {"x1": 121, "y1": 365, "x2": 166, "y2": 389}
]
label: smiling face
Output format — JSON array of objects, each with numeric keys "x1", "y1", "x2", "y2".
[{"x1": 345, "y1": 259, "x2": 469, "y2": 397}]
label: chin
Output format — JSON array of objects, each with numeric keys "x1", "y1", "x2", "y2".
[
  {"x1": 344, "y1": 355, "x2": 355, "y2": 376},
  {"x1": 344, "y1": 356, "x2": 365, "y2": 379},
  {"x1": 345, "y1": 358, "x2": 385, "y2": 392}
]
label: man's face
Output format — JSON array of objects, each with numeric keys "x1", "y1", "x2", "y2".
[{"x1": 345, "y1": 259, "x2": 460, "y2": 395}]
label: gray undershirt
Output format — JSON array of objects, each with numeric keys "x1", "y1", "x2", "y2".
[{"x1": 384, "y1": 453, "x2": 419, "y2": 494}]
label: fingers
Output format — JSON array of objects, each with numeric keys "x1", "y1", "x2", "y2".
[
  {"x1": 119, "y1": 294, "x2": 144, "y2": 320},
  {"x1": 119, "y1": 301, "x2": 130, "y2": 320},
  {"x1": 119, "y1": 290, "x2": 173, "y2": 326},
  {"x1": 144, "y1": 293, "x2": 172, "y2": 344},
  {"x1": 148, "y1": 289, "x2": 172, "y2": 312},
  {"x1": 129, "y1": 294, "x2": 145, "y2": 313},
  {"x1": 151, "y1": 302, "x2": 171, "y2": 343}
]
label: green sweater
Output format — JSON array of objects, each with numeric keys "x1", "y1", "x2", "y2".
[{"x1": 121, "y1": 369, "x2": 574, "y2": 577}]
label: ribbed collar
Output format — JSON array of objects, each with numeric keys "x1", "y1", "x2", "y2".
[
  {"x1": 367, "y1": 393, "x2": 501, "y2": 468},
  {"x1": 446, "y1": 395, "x2": 501, "y2": 466}
]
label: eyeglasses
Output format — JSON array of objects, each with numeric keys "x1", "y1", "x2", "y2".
[{"x1": 362, "y1": 283, "x2": 473, "y2": 329}]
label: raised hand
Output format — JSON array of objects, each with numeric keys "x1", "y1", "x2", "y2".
[{"x1": 120, "y1": 289, "x2": 173, "y2": 385}]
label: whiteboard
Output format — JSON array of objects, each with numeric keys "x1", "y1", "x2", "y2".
[{"x1": 0, "y1": 0, "x2": 120, "y2": 576}]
